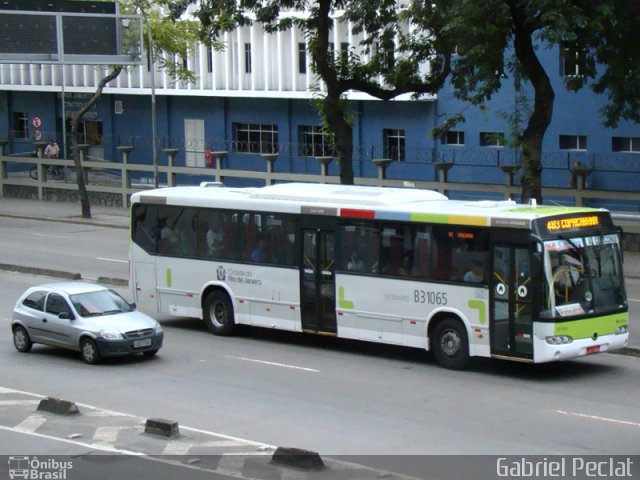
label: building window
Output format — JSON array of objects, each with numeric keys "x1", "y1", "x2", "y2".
[
  {"x1": 340, "y1": 42, "x2": 349, "y2": 64},
  {"x1": 612, "y1": 137, "x2": 640, "y2": 153},
  {"x1": 298, "y1": 43, "x2": 307, "y2": 74},
  {"x1": 244, "y1": 43, "x2": 252, "y2": 74},
  {"x1": 300, "y1": 126, "x2": 334, "y2": 157},
  {"x1": 12, "y1": 112, "x2": 29, "y2": 139},
  {"x1": 479, "y1": 132, "x2": 505, "y2": 147},
  {"x1": 560, "y1": 42, "x2": 586, "y2": 77},
  {"x1": 559, "y1": 135, "x2": 587, "y2": 151},
  {"x1": 207, "y1": 45, "x2": 213, "y2": 73},
  {"x1": 442, "y1": 131, "x2": 464, "y2": 146},
  {"x1": 383, "y1": 129, "x2": 405, "y2": 161},
  {"x1": 234, "y1": 123, "x2": 278, "y2": 154}
]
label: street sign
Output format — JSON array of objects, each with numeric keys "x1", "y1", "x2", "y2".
[
  {"x1": 32, "y1": 116, "x2": 41, "y2": 129},
  {"x1": 32, "y1": 130, "x2": 43, "y2": 141}
]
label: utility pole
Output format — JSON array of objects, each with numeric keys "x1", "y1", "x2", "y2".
[{"x1": 137, "y1": 0, "x2": 159, "y2": 188}]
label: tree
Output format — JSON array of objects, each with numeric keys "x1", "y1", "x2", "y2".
[
  {"x1": 433, "y1": 0, "x2": 640, "y2": 203},
  {"x1": 174, "y1": 0, "x2": 454, "y2": 184},
  {"x1": 70, "y1": 0, "x2": 201, "y2": 218}
]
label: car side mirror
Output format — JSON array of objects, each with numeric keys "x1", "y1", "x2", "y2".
[
  {"x1": 129, "y1": 302, "x2": 137, "y2": 310},
  {"x1": 59, "y1": 312, "x2": 75, "y2": 320}
]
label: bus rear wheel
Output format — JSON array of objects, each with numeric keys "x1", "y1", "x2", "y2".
[
  {"x1": 203, "y1": 291, "x2": 235, "y2": 336},
  {"x1": 432, "y1": 318, "x2": 470, "y2": 370}
]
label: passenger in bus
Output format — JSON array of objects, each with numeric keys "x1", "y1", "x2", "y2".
[
  {"x1": 251, "y1": 237, "x2": 270, "y2": 263},
  {"x1": 554, "y1": 253, "x2": 583, "y2": 301},
  {"x1": 347, "y1": 250, "x2": 366, "y2": 272},
  {"x1": 399, "y1": 255, "x2": 413, "y2": 276},
  {"x1": 464, "y1": 261, "x2": 485, "y2": 283}
]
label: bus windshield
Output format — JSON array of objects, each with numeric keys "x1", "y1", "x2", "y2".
[{"x1": 541, "y1": 233, "x2": 626, "y2": 319}]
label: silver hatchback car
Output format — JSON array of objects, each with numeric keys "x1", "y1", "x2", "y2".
[{"x1": 12, "y1": 282, "x2": 163, "y2": 364}]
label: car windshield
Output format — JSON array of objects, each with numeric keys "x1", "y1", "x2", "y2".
[
  {"x1": 540, "y1": 233, "x2": 626, "y2": 319},
  {"x1": 70, "y1": 289, "x2": 134, "y2": 317}
]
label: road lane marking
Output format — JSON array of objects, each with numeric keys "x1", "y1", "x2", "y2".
[
  {"x1": 627, "y1": 298, "x2": 640, "y2": 303},
  {"x1": 14, "y1": 414, "x2": 47, "y2": 433},
  {"x1": 96, "y1": 257, "x2": 128, "y2": 264},
  {"x1": 32, "y1": 233, "x2": 68, "y2": 239},
  {"x1": 92, "y1": 426, "x2": 124, "y2": 444},
  {"x1": 229, "y1": 355, "x2": 319, "y2": 372},
  {"x1": 555, "y1": 410, "x2": 640, "y2": 428}
]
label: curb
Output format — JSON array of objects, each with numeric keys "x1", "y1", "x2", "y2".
[
  {"x1": 0, "y1": 263, "x2": 127, "y2": 287},
  {"x1": 0, "y1": 212, "x2": 128, "y2": 230}
]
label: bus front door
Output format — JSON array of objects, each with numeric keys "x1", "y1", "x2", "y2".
[
  {"x1": 300, "y1": 229, "x2": 337, "y2": 334},
  {"x1": 490, "y1": 245, "x2": 534, "y2": 360}
]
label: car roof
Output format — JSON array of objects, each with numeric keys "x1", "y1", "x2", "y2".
[{"x1": 27, "y1": 281, "x2": 109, "y2": 296}]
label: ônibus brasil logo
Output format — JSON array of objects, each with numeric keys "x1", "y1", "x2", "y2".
[
  {"x1": 8, "y1": 456, "x2": 73, "y2": 480},
  {"x1": 217, "y1": 266, "x2": 226, "y2": 281}
]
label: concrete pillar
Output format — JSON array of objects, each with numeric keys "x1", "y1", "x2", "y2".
[
  {"x1": 163, "y1": 148, "x2": 180, "y2": 187},
  {"x1": 315, "y1": 156, "x2": 334, "y2": 182},
  {"x1": 261, "y1": 153, "x2": 278, "y2": 185},
  {"x1": 117, "y1": 146, "x2": 134, "y2": 205},
  {"x1": 372, "y1": 158, "x2": 392, "y2": 183},
  {"x1": 433, "y1": 161, "x2": 454, "y2": 196}
]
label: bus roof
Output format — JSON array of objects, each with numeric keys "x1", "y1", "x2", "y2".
[{"x1": 131, "y1": 183, "x2": 604, "y2": 229}]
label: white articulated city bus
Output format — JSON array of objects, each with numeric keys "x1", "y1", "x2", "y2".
[{"x1": 129, "y1": 182, "x2": 629, "y2": 369}]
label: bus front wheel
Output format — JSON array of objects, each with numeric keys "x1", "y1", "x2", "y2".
[
  {"x1": 204, "y1": 291, "x2": 235, "y2": 336},
  {"x1": 432, "y1": 318, "x2": 470, "y2": 370}
]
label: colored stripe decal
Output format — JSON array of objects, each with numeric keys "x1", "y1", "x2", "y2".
[{"x1": 341, "y1": 208, "x2": 375, "y2": 219}]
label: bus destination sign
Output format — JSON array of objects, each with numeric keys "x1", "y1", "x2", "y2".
[{"x1": 546, "y1": 215, "x2": 600, "y2": 232}]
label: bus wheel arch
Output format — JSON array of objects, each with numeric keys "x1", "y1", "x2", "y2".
[
  {"x1": 428, "y1": 314, "x2": 471, "y2": 370},
  {"x1": 202, "y1": 287, "x2": 236, "y2": 336}
]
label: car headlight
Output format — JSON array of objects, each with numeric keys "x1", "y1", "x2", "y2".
[
  {"x1": 100, "y1": 330, "x2": 124, "y2": 340},
  {"x1": 615, "y1": 325, "x2": 628, "y2": 335},
  {"x1": 154, "y1": 322, "x2": 163, "y2": 334},
  {"x1": 545, "y1": 335, "x2": 573, "y2": 345}
]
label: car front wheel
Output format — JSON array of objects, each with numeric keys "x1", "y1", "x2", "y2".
[
  {"x1": 80, "y1": 338, "x2": 102, "y2": 364},
  {"x1": 13, "y1": 326, "x2": 33, "y2": 353}
]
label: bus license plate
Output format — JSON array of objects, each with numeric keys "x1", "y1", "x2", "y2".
[
  {"x1": 134, "y1": 338, "x2": 152, "y2": 348},
  {"x1": 586, "y1": 345, "x2": 600, "y2": 355}
]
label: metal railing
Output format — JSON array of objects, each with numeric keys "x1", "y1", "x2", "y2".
[{"x1": 2, "y1": 143, "x2": 640, "y2": 231}]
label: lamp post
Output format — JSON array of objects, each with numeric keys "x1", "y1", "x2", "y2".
[{"x1": 137, "y1": 1, "x2": 158, "y2": 188}]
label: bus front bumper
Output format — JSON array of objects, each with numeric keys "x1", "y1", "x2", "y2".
[{"x1": 534, "y1": 333, "x2": 629, "y2": 363}]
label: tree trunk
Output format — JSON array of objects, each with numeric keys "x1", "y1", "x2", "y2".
[
  {"x1": 323, "y1": 94, "x2": 354, "y2": 185},
  {"x1": 69, "y1": 66, "x2": 122, "y2": 218},
  {"x1": 510, "y1": 4, "x2": 554, "y2": 205}
]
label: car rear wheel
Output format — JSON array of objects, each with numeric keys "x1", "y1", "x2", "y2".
[
  {"x1": 13, "y1": 326, "x2": 33, "y2": 353},
  {"x1": 80, "y1": 338, "x2": 102, "y2": 364}
]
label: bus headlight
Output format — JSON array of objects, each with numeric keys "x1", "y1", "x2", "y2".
[
  {"x1": 545, "y1": 335, "x2": 573, "y2": 345},
  {"x1": 615, "y1": 325, "x2": 628, "y2": 335}
]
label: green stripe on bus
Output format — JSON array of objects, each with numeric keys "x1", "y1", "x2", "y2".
[
  {"x1": 506, "y1": 206, "x2": 598, "y2": 215},
  {"x1": 338, "y1": 286, "x2": 354, "y2": 309},
  {"x1": 410, "y1": 213, "x2": 488, "y2": 226},
  {"x1": 166, "y1": 267, "x2": 172, "y2": 288},
  {"x1": 468, "y1": 299, "x2": 486, "y2": 325},
  {"x1": 553, "y1": 312, "x2": 628, "y2": 339}
]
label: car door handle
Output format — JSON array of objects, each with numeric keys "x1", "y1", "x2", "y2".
[{"x1": 42, "y1": 318, "x2": 47, "y2": 323}]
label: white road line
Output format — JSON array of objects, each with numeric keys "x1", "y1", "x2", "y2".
[
  {"x1": 200, "y1": 440, "x2": 254, "y2": 448},
  {"x1": 14, "y1": 414, "x2": 47, "y2": 433},
  {"x1": 32, "y1": 233, "x2": 68, "y2": 239},
  {"x1": 556, "y1": 410, "x2": 640, "y2": 428},
  {"x1": 92, "y1": 426, "x2": 123, "y2": 444},
  {"x1": 229, "y1": 356, "x2": 319, "y2": 373},
  {"x1": 0, "y1": 400, "x2": 39, "y2": 407},
  {"x1": 96, "y1": 257, "x2": 128, "y2": 264},
  {"x1": 162, "y1": 440, "x2": 195, "y2": 455},
  {"x1": 627, "y1": 298, "x2": 640, "y2": 303}
]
